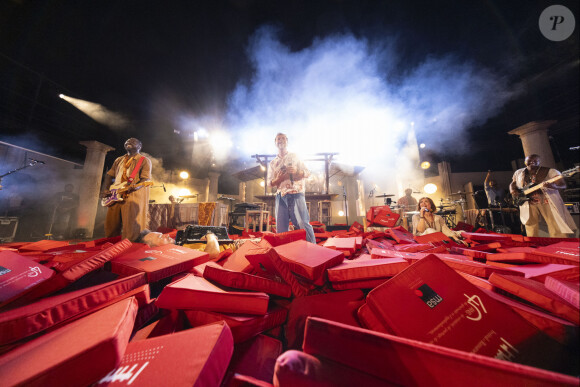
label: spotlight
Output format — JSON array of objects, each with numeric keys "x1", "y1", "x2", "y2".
[
  {"x1": 419, "y1": 143, "x2": 426, "y2": 149},
  {"x1": 260, "y1": 165, "x2": 266, "y2": 171},
  {"x1": 179, "y1": 171, "x2": 189, "y2": 179},
  {"x1": 260, "y1": 181, "x2": 265, "y2": 187},
  {"x1": 421, "y1": 161, "x2": 431, "y2": 169},
  {"x1": 338, "y1": 210, "x2": 345, "y2": 217},
  {"x1": 424, "y1": 183, "x2": 437, "y2": 194},
  {"x1": 58, "y1": 94, "x2": 65, "y2": 99}
]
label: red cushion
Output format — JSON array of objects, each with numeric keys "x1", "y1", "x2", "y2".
[
  {"x1": 489, "y1": 273, "x2": 580, "y2": 325},
  {"x1": 262, "y1": 229, "x2": 307, "y2": 247},
  {"x1": 545, "y1": 276, "x2": 579, "y2": 309},
  {"x1": 331, "y1": 277, "x2": 390, "y2": 290},
  {"x1": 365, "y1": 255, "x2": 556, "y2": 367},
  {"x1": 111, "y1": 243, "x2": 209, "y2": 282},
  {"x1": 185, "y1": 305, "x2": 287, "y2": 344},
  {"x1": 99, "y1": 321, "x2": 233, "y2": 386},
  {"x1": 301, "y1": 317, "x2": 579, "y2": 386},
  {"x1": 222, "y1": 334, "x2": 282, "y2": 385},
  {"x1": 0, "y1": 273, "x2": 146, "y2": 346},
  {"x1": 203, "y1": 261, "x2": 292, "y2": 298},
  {"x1": 274, "y1": 240, "x2": 344, "y2": 286},
  {"x1": 156, "y1": 274, "x2": 269, "y2": 315},
  {"x1": 327, "y1": 254, "x2": 409, "y2": 282},
  {"x1": 486, "y1": 251, "x2": 578, "y2": 265},
  {"x1": 0, "y1": 297, "x2": 138, "y2": 387},
  {"x1": 0, "y1": 251, "x2": 54, "y2": 307},
  {"x1": 322, "y1": 237, "x2": 357, "y2": 254}
]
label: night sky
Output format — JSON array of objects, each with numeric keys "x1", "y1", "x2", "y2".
[{"x1": 1, "y1": 0, "x2": 578, "y2": 190}]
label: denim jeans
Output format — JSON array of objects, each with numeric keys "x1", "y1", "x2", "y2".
[{"x1": 275, "y1": 192, "x2": 316, "y2": 243}]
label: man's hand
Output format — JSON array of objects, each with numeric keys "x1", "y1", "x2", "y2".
[{"x1": 100, "y1": 190, "x2": 111, "y2": 198}]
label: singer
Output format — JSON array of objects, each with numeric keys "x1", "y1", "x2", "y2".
[
  {"x1": 268, "y1": 132, "x2": 315, "y2": 243},
  {"x1": 412, "y1": 196, "x2": 466, "y2": 244}
]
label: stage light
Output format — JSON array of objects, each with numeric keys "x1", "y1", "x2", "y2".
[
  {"x1": 338, "y1": 210, "x2": 345, "y2": 217},
  {"x1": 424, "y1": 183, "x2": 437, "y2": 194},
  {"x1": 419, "y1": 143, "x2": 426, "y2": 149},
  {"x1": 179, "y1": 171, "x2": 189, "y2": 179},
  {"x1": 260, "y1": 181, "x2": 265, "y2": 187},
  {"x1": 421, "y1": 161, "x2": 431, "y2": 169},
  {"x1": 58, "y1": 94, "x2": 65, "y2": 99},
  {"x1": 260, "y1": 165, "x2": 266, "y2": 171},
  {"x1": 176, "y1": 188, "x2": 192, "y2": 197}
]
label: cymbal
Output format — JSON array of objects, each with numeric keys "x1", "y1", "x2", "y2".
[
  {"x1": 178, "y1": 194, "x2": 199, "y2": 199},
  {"x1": 448, "y1": 191, "x2": 473, "y2": 196},
  {"x1": 375, "y1": 194, "x2": 395, "y2": 197}
]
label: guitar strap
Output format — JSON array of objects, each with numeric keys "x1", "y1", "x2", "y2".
[{"x1": 127, "y1": 156, "x2": 145, "y2": 183}]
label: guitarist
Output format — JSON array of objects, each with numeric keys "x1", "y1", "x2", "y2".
[
  {"x1": 100, "y1": 138, "x2": 152, "y2": 242},
  {"x1": 509, "y1": 154, "x2": 576, "y2": 237}
]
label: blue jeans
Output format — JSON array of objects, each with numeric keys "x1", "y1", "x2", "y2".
[{"x1": 275, "y1": 192, "x2": 316, "y2": 243}]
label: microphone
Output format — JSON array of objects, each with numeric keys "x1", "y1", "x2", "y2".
[
  {"x1": 423, "y1": 208, "x2": 430, "y2": 212},
  {"x1": 29, "y1": 158, "x2": 45, "y2": 164}
]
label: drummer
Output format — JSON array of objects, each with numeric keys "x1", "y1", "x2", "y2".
[
  {"x1": 397, "y1": 188, "x2": 418, "y2": 211},
  {"x1": 412, "y1": 197, "x2": 466, "y2": 245}
]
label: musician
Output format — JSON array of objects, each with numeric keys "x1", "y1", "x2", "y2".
[
  {"x1": 509, "y1": 154, "x2": 576, "y2": 238},
  {"x1": 268, "y1": 132, "x2": 316, "y2": 243},
  {"x1": 484, "y1": 171, "x2": 506, "y2": 206},
  {"x1": 100, "y1": 138, "x2": 152, "y2": 241},
  {"x1": 412, "y1": 197, "x2": 465, "y2": 244},
  {"x1": 397, "y1": 188, "x2": 418, "y2": 210}
]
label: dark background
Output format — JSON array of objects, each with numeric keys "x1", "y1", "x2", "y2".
[{"x1": 1, "y1": 0, "x2": 578, "y2": 189}]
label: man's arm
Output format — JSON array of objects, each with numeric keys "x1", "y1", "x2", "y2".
[
  {"x1": 100, "y1": 175, "x2": 114, "y2": 198},
  {"x1": 484, "y1": 171, "x2": 491, "y2": 187}
]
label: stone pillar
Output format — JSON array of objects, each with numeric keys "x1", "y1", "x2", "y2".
[
  {"x1": 78, "y1": 141, "x2": 115, "y2": 238},
  {"x1": 239, "y1": 182, "x2": 246, "y2": 202},
  {"x1": 508, "y1": 121, "x2": 556, "y2": 168},
  {"x1": 437, "y1": 161, "x2": 452, "y2": 198},
  {"x1": 207, "y1": 171, "x2": 220, "y2": 202}
]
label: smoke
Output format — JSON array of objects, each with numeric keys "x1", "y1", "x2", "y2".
[
  {"x1": 60, "y1": 95, "x2": 130, "y2": 129},
  {"x1": 225, "y1": 26, "x2": 516, "y2": 195}
]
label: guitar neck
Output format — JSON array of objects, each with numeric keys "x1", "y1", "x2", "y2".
[{"x1": 522, "y1": 167, "x2": 578, "y2": 195}]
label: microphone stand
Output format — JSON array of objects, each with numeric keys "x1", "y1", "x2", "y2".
[{"x1": 343, "y1": 186, "x2": 349, "y2": 226}]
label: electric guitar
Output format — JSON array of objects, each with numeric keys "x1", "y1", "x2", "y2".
[
  {"x1": 513, "y1": 166, "x2": 579, "y2": 207},
  {"x1": 101, "y1": 181, "x2": 154, "y2": 207}
]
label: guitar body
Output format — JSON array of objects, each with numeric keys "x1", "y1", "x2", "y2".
[{"x1": 101, "y1": 181, "x2": 154, "y2": 207}]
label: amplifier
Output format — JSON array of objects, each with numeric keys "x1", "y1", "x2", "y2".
[
  {"x1": 565, "y1": 202, "x2": 579, "y2": 214},
  {"x1": 0, "y1": 217, "x2": 19, "y2": 243}
]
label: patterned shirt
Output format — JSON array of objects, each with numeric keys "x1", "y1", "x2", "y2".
[{"x1": 268, "y1": 152, "x2": 310, "y2": 196}]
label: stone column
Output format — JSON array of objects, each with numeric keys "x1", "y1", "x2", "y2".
[
  {"x1": 78, "y1": 141, "x2": 115, "y2": 238},
  {"x1": 508, "y1": 121, "x2": 556, "y2": 168},
  {"x1": 207, "y1": 171, "x2": 220, "y2": 202}
]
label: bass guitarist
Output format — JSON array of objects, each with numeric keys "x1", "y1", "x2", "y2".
[
  {"x1": 509, "y1": 154, "x2": 576, "y2": 238},
  {"x1": 100, "y1": 138, "x2": 152, "y2": 242}
]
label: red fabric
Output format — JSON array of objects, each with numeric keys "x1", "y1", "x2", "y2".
[
  {"x1": 482, "y1": 288, "x2": 576, "y2": 345},
  {"x1": 185, "y1": 305, "x2": 287, "y2": 344},
  {"x1": 220, "y1": 239, "x2": 270, "y2": 273},
  {"x1": 0, "y1": 273, "x2": 146, "y2": 346},
  {"x1": 357, "y1": 303, "x2": 389, "y2": 333},
  {"x1": 111, "y1": 243, "x2": 209, "y2": 282},
  {"x1": 486, "y1": 251, "x2": 578, "y2": 265},
  {"x1": 0, "y1": 251, "x2": 54, "y2": 307},
  {"x1": 331, "y1": 277, "x2": 390, "y2": 290},
  {"x1": 203, "y1": 261, "x2": 292, "y2": 298},
  {"x1": 371, "y1": 209, "x2": 400, "y2": 227},
  {"x1": 0, "y1": 297, "x2": 138, "y2": 387},
  {"x1": 99, "y1": 321, "x2": 233, "y2": 387},
  {"x1": 458, "y1": 272, "x2": 495, "y2": 291},
  {"x1": 322, "y1": 237, "x2": 357, "y2": 254},
  {"x1": 274, "y1": 240, "x2": 344, "y2": 286},
  {"x1": 365, "y1": 255, "x2": 555, "y2": 367},
  {"x1": 460, "y1": 232, "x2": 515, "y2": 243},
  {"x1": 489, "y1": 273, "x2": 580, "y2": 325},
  {"x1": 284, "y1": 289, "x2": 365, "y2": 350},
  {"x1": 130, "y1": 310, "x2": 184, "y2": 342},
  {"x1": 393, "y1": 243, "x2": 437, "y2": 252},
  {"x1": 523, "y1": 236, "x2": 579, "y2": 246},
  {"x1": 544, "y1": 276, "x2": 579, "y2": 309},
  {"x1": 386, "y1": 227, "x2": 415, "y2": 244},
  {"x1": 301, "y1": 317, "x2": 579, "y2": 387},
  {"x1": 245, "y1": 247, "x2": 310, "y2": 297},
  {"x1": 262, "y1": 229, "x2": 306, "y2": 247},
  {"x1": 156, "y1": 274, "x2": 269, "y2": 315},
  {"x1": 327, "y1": 255, "x2": 409, "y2": 282},
  {"x1": 17, "y1": 239, "x2": 70, "y2": 252},
  {"x1": 486, "y1": 262, "x2": 579, "y2": 282},
  {"x1": 222, "y1": 334, "x2": 282, "y2": 386}
]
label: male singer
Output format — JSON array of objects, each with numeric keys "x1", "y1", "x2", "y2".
[{"x1": 268, "y1": 133, "x2": 315, "y2": 243}]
